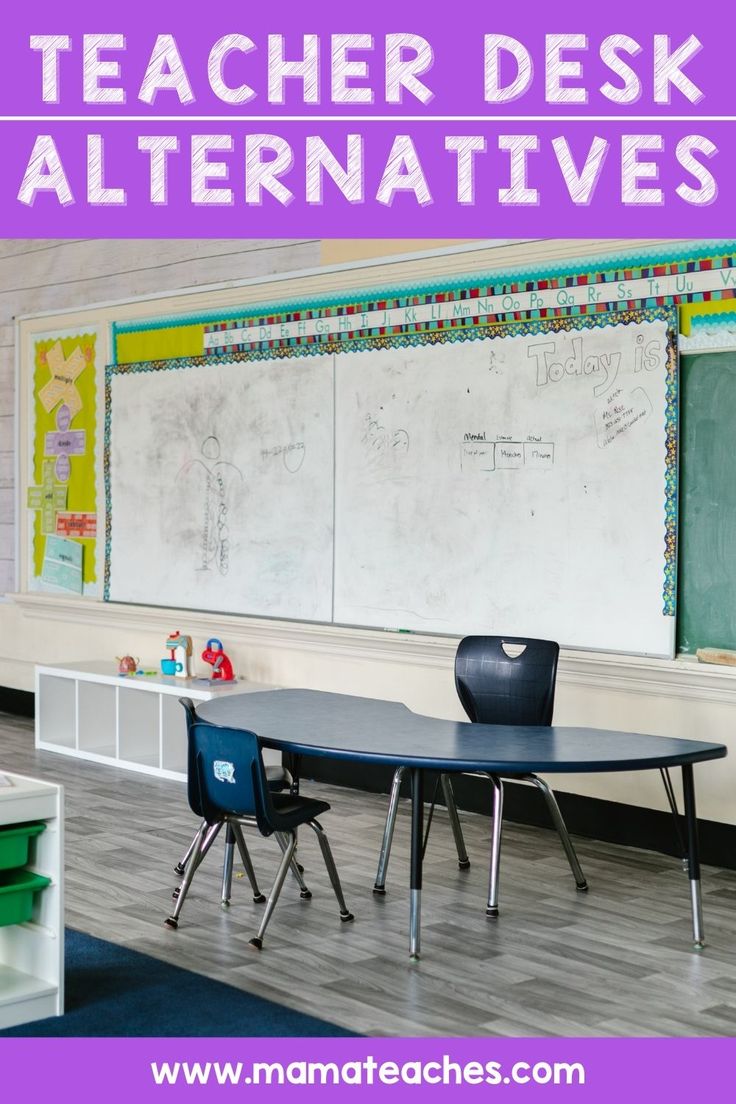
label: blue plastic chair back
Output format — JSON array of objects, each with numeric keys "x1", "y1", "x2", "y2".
[
  {"x1": 454, "y1": 636, "x2": 559, "y2": 727},
  {"x1": 181, "y1": 698, "x2": 205, "y2": 817},
  {"x1": 180, "y1": 699, "x2": 275, "y2": 835}
]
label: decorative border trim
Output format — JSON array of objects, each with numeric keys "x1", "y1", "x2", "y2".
[
  {"x1": 691, "y1": 310, "x2": 736, "y2": 329},
  {"x1": 680, "y1": 311, "x2": 736, "y2": 353},
  {"x1": 110, "y1": 240, "x2": 736, "y2": 350},
  {"x1": 105, "y1": 306, "x2": 678, "y2": 621}
]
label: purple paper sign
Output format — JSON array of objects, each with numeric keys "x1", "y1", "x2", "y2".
[
  {"x1": 0, "y1": 0, "x2": 735, "y2": 236},
  {"x1": 1, "y1": 1037, "x2": 735, "y2": 1102}
]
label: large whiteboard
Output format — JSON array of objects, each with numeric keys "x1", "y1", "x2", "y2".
[{"x1": 106, "y1": 310, "x2": 677, "y2": 655}]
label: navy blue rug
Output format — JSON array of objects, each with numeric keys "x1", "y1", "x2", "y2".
[{"x1": 0, "y1": 929, "x2": 357, "y2": 1037}]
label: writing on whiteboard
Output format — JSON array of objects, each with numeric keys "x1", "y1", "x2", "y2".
[
  {"x1": 633, "y1": 334, "x2": 664, "y2": 373},
  {"x1": 595, "y1": 387, "x2": 653, "y2": 448},
  {"x1": 528, "y1": 336, "x2": 621, "y2": 396},
  {"x1": 261, "y1": 441, "x2": 306, "y2": 472}
]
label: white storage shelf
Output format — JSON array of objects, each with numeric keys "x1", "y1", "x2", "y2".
[
  {"x1": 0, "y1": 772, "x2": 63, "y2": 1030},
  {"x1": 35, "y1": 662, "x2": 274, "y2": 781}
]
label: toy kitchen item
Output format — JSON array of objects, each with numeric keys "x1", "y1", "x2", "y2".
[
  {"x1": 164, "y1": 631, "x2": 193, "y2": 678},
  {"x1": 160, "y1": 658, "x2": 183, "y2": 676},
  {"x1": 201, "y1": 638, "x2": 235, "y2": 681},
  {"x1": 117, "y1": 655, "x2": 139, "y2": 674}
]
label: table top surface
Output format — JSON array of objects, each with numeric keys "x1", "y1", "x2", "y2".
[{"x1": 196, "y1": 689, "x2": 727, "y2": 774}]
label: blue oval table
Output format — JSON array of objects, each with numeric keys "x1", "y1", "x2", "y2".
[{"x1": 198, "y1": 689, "x2": 727, "y2": 958}]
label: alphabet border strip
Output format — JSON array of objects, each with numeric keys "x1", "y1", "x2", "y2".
[{"x1": 200, "y1": 256, "x2": 732, "y2": 357}]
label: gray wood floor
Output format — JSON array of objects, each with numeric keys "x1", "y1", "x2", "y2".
[{"x1": 2, "y1": 711, "x2": 736, "y2": 1037}]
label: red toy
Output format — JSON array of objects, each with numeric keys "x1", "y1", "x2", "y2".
[{"x1": 201, "y1": 638, "x2": 234, "y2": 681}]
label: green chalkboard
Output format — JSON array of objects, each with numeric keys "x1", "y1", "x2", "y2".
[{"x1": 678, "y1": 351, "x2": 736, "y2": 653}]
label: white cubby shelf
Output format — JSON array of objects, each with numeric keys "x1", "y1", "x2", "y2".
[{"x1": 35, "y1": 662, "x2": 272, "y2": 781}]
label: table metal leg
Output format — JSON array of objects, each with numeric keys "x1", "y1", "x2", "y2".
[
  {"x1": 487, "y1": 774, "x2": 504, "y2": 917},
  {"x1": 410, "y1": 767, "x2": 424, "y2": 959},
  {"x1": 681, "y1": 763, "x2": 705, "y2": 949}
]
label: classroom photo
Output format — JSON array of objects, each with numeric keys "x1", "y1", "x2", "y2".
[{"x1": 0, "y1": 235, "x2": 734, "y2": 1038}]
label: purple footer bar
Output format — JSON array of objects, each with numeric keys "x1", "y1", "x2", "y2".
[{"x1": 1, "y1": 1037, "x2": 734, "y2": 1100}]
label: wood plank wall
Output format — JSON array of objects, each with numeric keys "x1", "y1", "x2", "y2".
[{"x1": 0, "y1": 238, "x2": 320, "y2": 595}]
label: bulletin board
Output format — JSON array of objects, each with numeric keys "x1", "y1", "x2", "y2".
[{"x1": 28, "y1": 329, "x2": 99, "y2": 594}]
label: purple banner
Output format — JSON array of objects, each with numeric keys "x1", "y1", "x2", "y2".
[
  {"x1": 0, "y1": 0, "x2": 735, "y2": 236},
  {"x1": 1, "y1": 1037, "x2": 735, "y2": 1100}
]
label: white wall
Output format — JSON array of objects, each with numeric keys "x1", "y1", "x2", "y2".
[{"x1": 2, "y1": 237, "x2": 735, "y2": 830}]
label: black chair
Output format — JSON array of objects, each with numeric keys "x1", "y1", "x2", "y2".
[
  {"x1": 166, "y1": 699, "x2": 354, "y2": 949},
  {"x1": 373, "y1": 637, "x2": 588, "y2": 915},
  {"x1": 173, "y1": 700, "x2": 305, "y2": 909}
]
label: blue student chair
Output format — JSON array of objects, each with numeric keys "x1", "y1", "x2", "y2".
[
  {"x1": 172, "y1": 700, "x2": 302, "y2": 910},
  {"x1": 373, "y1": 636, "x2": 588, "y2": 915},
  {"x1": 166, "y1": 700, "x2": 354, "y2": 949}
]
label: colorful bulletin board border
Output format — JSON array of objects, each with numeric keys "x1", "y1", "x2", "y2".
[
  {"x1": 109, "y1": 239, "x2": 735, "y2": 365},
  {"x1": 31, "y1": 332, "x2": 97, "y2": 587},
  {"x1": 105, "y1": 305, "x2": 678, "y2": 618}
]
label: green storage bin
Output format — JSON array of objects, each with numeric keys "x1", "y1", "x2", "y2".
[
  {"x1": 0, "y1": 822, "x2": 46, "y2": 871},
  {"x1": 0, "y1": 869, "x2": 52, "y2": 927}
]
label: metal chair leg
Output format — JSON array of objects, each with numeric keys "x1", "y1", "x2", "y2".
[
  {"x1": 165, "y1": 820, "x2": 222, "y2": 929},
  {"x1": 231, "y1": 822, "x2": 266, "y2": 903},
  {"x1": 275, "y1": 831, "x2": 312, "y2": 899},
  {"x1": 308, "y1": 819, "x2": 354, "y2": 922},
  {"x1": 440, "y1": 774, "x2": 471, "y2": 869},
  {"x1": 487, "y1": 775, "x2": 504, "y2": 917},
  {"x1": 249, "y1": 831, "x2": 298, "y2": 950},
  {"x1": 373, "y1": 765, "x2": 406, "y2": 894},
  {"x1": 174, "y1": 819, "x2": 205, "y2": 876},
  {"x1": 529, "y1": 775, "x2": 588, "y2": 891},
  {"x1": 221, "y1": 823, "x2": 235, "y2": 906}
]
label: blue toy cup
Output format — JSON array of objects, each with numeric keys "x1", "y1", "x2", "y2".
[{"x1": 161, "y1": 658, "x2": 183, "y2": 675}]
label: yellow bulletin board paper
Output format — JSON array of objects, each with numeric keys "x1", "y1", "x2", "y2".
[
  {"x1": 32, "y1": 334, "x2": 97, "y2": 584},
  {"x1": 115, "y1": 323, "x2": 205, "y2": 364}
]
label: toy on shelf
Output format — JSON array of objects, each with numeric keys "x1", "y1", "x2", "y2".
[
  {"x1": 163, "y1": 631, "x2": 193, "y2": 679},
  {"x1": 201, "y1": 638, "x2": 235, "y2": 681},
  {"x1": 117, "y1": 655, "x2": 139, "y2": 675}
]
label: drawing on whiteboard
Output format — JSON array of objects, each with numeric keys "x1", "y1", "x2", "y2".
[
  {"x1": 487, "y1": 348, "x2": 505, "y2": 375},
  {"x1": 361, "y1": 412, "x2": 410, "y2": 468},
  {"x1": 261, "y1": 441, "x2": 306, "y2": 473},
  {"x1": 595, "y1": 387, "x2": 653, "y2": 448},
  {"x1": 529, "y1": 337, "x2": 621, "y2": 397},
  {"x1": 176, "y1": 436, "x2": 244, "y2": 577}
]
